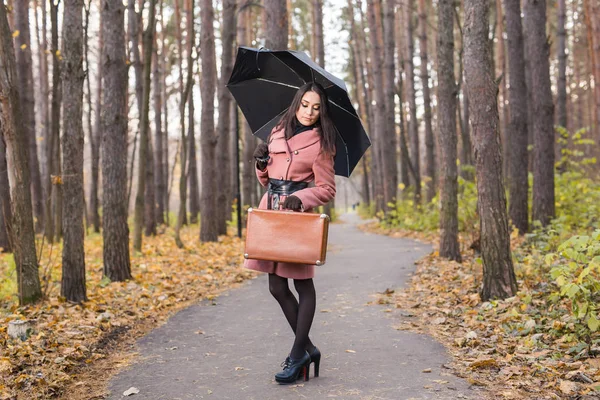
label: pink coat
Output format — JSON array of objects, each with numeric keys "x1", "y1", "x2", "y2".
[{"x1": 244, "y1": 126, "x2": 336, "y2": 279}]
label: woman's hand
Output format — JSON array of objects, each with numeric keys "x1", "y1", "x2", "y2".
[
  {"x1": 282, "y1": 195, "x2": 303, "y2": 211},
  {"x1": 253, "y1": 143, "x2": 269, "y2": 171},
  {"x1": 253, "y1": 143, "x2": 269, "y2": 161}
]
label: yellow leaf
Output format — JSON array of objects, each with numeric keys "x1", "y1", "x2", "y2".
[
  {"x1": 12, "y1": 30, "x2": 20, "y2": 38},
  {"x1": 20, "y1": 44, "x2": 27, "y2": 50}
]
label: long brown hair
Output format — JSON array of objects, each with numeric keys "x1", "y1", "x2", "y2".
[{"x1": 273, "y1": 82, "x2": 336, "y2": 155}]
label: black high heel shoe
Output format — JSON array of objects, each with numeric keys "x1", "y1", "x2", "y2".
[
  {"x1": 275, "y1": 351, "x2": 311, "y2": 384},
  {"x1": 308, "y1": 347, "x2": 321, "y2": 378}
]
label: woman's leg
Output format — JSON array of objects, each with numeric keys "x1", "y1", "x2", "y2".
[
  {"x1": 289, "y1": 278, "x2": 316, "y2": 359},
  {"x1": 268, "y1": 273, "x2": 299, "y2": 331},
  {"x1": 268, "y1": 273, "x2": 316, "y2": 354}
]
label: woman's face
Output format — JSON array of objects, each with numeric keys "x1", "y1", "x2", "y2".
[{"x1": 295, "y1": 91, "x2": 321, "y2": 126}]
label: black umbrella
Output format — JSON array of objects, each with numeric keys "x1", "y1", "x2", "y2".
[{"x1": 226, "y1": 46, "x2": 371, "y2": 177}]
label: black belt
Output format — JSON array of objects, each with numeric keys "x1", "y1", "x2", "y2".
[{"x1": 267, "y1": 179, "x2": 308, "y2": 210}]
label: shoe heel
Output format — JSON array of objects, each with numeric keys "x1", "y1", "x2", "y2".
[
  {"x1": 303, "y1": 365, "x2": 310, "y2": 382},
  {"x1": 313, "y1": 359, "x2": 320, "y2": 377}
]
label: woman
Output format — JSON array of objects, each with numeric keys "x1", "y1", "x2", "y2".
[{"x1": 244, "y1": 82, "x2": 337, "y2": 384}]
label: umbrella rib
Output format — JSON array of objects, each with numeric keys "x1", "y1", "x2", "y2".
[
  {"x1": 334, "y1": 125, "x2": 351, "y2": 176},
  {"x1": 254, "y1": 107, "x2": 290, "y2": 137},
  {"x1": 329, "y1": 99, "x2": 360, "y2": 120},
  {"x1": 269, "y1": 52, "x2": 308, "y2": 85},
  {"x1": 256, "y1": 78, "x2": 301, "y2": 90}
]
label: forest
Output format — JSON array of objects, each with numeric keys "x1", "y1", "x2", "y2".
[{"x1": 1, "y1": 0, "x2": 600, "y2": 398}]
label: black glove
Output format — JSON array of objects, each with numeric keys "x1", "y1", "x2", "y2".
[
  {"x1": 253, "y1": 143, "x2": 269, "y2": 161},
  {"x1": 282, "y1": 195, "x2": 303, "y2": 211},
  {"x1": 253, "y1": 143, "x2": 269, "y2": 171}
]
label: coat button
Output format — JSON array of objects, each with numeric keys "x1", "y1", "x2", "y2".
[
  {"x1": 279, "y1": 176, "x2": 283, "y2": 179},
  {"x1": 286, "y1": 158, "x2": 290, "y2": 162},
  {"x1": 294, "y1": 150, "x2": 299, "y2": 155}
]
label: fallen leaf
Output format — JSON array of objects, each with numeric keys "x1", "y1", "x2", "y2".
[
  {"x1": 123, "y1": 387, "x2": 140, "y2": 396},
  {"x1": 345, "y1": 349, "x2": 356, "y2": 353}
]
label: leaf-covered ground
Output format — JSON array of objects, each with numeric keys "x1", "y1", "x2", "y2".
[
  {"x1": 0, "y1": 225, "x2": 254, "y2": 399},
  {"x1": 361, "y1": 222, "x2": 600, "y2": 400}
]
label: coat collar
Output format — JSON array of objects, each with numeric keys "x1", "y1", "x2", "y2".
[{"x1": 269, "y1": 127, "x2": 321, "y2": 153}]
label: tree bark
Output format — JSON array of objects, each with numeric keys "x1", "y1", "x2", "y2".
[
  {"x1": 494, "y1": 0, "x2": 509, "y2": 179},
  {"x1": 437, "y1": 0, "x2": 461, "y2": 262},
  {"x1": 312, "y1": 0, "x2": 324, "y2": 67},
  {"x1": 556, "y1": 0, "x2": 567, "y2": 131},
  {"x1": 0, "y1": 125, "x2": 12, "y2": 252},
  {"x1": 419, "y1": 0, "x2": 435, "y2": 203},
  {"x1": 89, "y1": 7, "x2": 103, "y2": 233},
  {"x1": 187, "y1": 0, "x2": 200, "y2": 225},
  {"x1": 133, "y1": 0, "x2": 157, "y2": 251},
  {"x1": 366, "y1": 0, "x2": 386, "y2": 212},
  {"x1": 265, "y1": 0, "x2": 288, "y2": 50},
  {"x1": 61, "y1": 0, "x2": 87, "y2": 303},
  {"x1": 347, "y1": 0, "x2": 371, "y2": 206},
  {"x1": 382, "y1": 0, "x2": 398, "y2": 206},
  {"x1": 175, "y1": 0, "x2": 191, "y2": 247},
  {"x1": 200, "y1": 0, "x2": 218, "y2": 242},
  {"x1": 216, "y1": 0, "x2": 236, "y2": 234},
  {"x1": 33, "y1": 0, "x2": 50, "y2": 209},
  {"x1": 0, "y1": 4, "x2": 42, "y2": 304},
  {"x1": 504, "y1": 0, "x2": 529, "y2": 234},
  {"x1": 239, "y1": 5, "x2": 255, "y2": 212},
  {"x1": 46, "y1": 0, "x2": 63, "y2": 243},
  {"x1": 585, "y1": 0, "x2": 600, "y2": 140},
  {"x1": 188, "y1": 90, "x2": 200, "y2": 224},
  {"x1": 153, "y1": 24, "x2": 165, "y2": 225},
  {"x1": 524, "y1": 0, "x2": 555, "y2": 227},
  {"x1": 404, "y1": 0, "x2": 421, "y2": 202},
  {"x1": 464, "y1": 0, "x2": 517, "y2": 300},
  {"x1": 14, "y1": 0, "x2": 44, "y2": 233},
  {"x1": 395, "y1": 7, "x2": 410, "y2": 190},
  {"x1": 102, "y1": 0, "x2": 132, "y2": 281}
]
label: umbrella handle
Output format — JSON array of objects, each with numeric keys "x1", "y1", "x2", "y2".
[{"x1": 256, "y1": 47, "x2": 268, "y2": 72}]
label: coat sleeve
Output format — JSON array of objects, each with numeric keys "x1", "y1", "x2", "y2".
[
  {"x1": 255, "y1": 162, "x2": 269, "y2": 187},
  {"x1": 293, "y1": 151, "x2": 336, "y2": 210}
]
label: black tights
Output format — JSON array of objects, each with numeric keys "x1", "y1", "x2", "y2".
[{"x1": 268, "y1": 273, "x2": 316, "y2": 359}]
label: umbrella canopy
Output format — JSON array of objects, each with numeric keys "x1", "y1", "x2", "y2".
[{"x1": 226, "y1": 46, "x2": 371, "y2": 177}]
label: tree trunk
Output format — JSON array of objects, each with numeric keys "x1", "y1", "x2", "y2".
[
  {"x1": 216, "y1": 0, "x2": 236, "y2": 234},
  {"x1": 0, "y1": 127, "x2": 12, "y2": 252},
  {"x1": 133, "y1": 0, "x2": 157, "y2": 251},
  {"x1": 89, "y1": 7, "x2": 103, "y2": 233},
  {"x1": 61, "y1": 0, "x2": 87, "y2": 303},
  {"x1": 556, "y1": 0, "x2": 567, "y2": 132},
  {"x1": 395, "y1": 7, "x2": 411, "y2": 191},
  {"x1": 102, "y1": 0, "x2": 132, "y2": 282},
  {"x1": 312, "y1": 0, "x2": 324, "y2": 67},
  {"x1": 0, "y1": 4, "x2": 42, "y2": 304},
  {"x1": 188, "y1": 90, "x2": 200, "y2": 224},
  {"x1": 585, "y1": 0, "x2": 600, "y2": 140},
  {"x1": 524, "y1": 0, "x2": 555, "y2": 227},
  {"x1": 160, "y1": 0, "x2": 169, "y2": 225},
  {"x1": 174, "y1": 0, "x2": 191, "y2": 247},
  {"x1": 366, "y1": 0, "x2": 386, "y2": 212},
  {"x1": 347, "y1": 0, "x2": 371, "y2": 206},
  {"x1": 14, "y1": 0, "x2": 44, "y2": 233},
  {"x1": 404, "y1": 0, "x2": 421, "y2": 202},
  {"x1": 505, "y1": 0, "x2": 529, "y2": 234},
  {"x1": 46, "y1": 0, "x2": 62, "y2": 243},
  {"x1": 265, "y1": 0, "x2": 288, "y2": 50},
  {"x1": 239, "y1": 5, "x2": 255, "y2": 212},
  {"x1": 419, "y1": 0, "x2": 435, "y2": 203},
  {"x1": 463, "y1": 0, "x2": 517, "y2": 301},
  {"x1": 495, "y1": 0, "x2": 509, "y2": 179},
  {"x1": 200, "y1": 0, "x2": 218, "y2": 242},
  {"x1": 382, "y1": 0, "x2": 398, "y2": 206},
  {"x1": 437, "y1": 0, "x2": 461, "y2": 262},
  {"x1": 153, "y1": 25, "x2": 164, "y2": 226},
  {"x1": 33, "y1": 0, "x2": 50, "y2": 214}
]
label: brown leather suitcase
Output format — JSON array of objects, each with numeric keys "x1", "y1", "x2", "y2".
[{"x1": 244, "y1": 208, "x2": 330, "y2": 265}]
